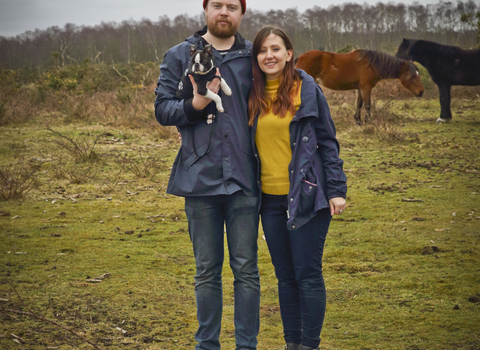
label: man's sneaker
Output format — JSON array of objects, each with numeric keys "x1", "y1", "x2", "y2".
[{"x1": 285, "y1": 343, "x2": 301, "y2": 350}]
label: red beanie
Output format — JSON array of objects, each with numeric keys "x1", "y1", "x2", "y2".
[{"x1": 203, "y1": 0, "x2": 246, "y2": 14}]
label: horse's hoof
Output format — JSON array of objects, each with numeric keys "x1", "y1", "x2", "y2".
[{"x1": 436, "y1": 118, "x2": 451, "y2": 124}]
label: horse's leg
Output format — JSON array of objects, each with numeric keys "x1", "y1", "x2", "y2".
[
  {"x1": 362, "y1": 86, "x2": 372, "y2": 124},
  {"x1": 355, "y1": 89, "x2": 363, "y2": 125},
  {"x1": 436, "y1": 82, "x2": 452, "y2": 124}
]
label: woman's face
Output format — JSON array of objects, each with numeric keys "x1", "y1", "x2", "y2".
[{"x1": 257, "y1": 33, "x2": 293, "y2": 81}]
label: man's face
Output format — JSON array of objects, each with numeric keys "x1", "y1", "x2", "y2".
[{"x1": 205, "y1": 1, "x2": 243, "y2": 39}]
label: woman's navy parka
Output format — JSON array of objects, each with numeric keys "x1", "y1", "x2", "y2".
[{"x1": 251, "y1": 70, "x2": 347, "y2": 230}]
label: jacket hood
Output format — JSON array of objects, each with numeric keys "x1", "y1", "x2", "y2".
[{"x1": 295, "y1": 69, "x2": 322, "y2": 120}]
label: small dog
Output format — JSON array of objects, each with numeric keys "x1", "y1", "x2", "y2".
[{"x1": 177, "y1": 44, "x2": 232, "y2": 113}]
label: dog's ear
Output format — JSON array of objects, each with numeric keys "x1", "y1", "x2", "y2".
[
  {"x1": 190, "y1": 45, "x2": 197, "y2": 57},
  {"x1": 204, "y1": 44, "x2": 213, "y2": 57}
]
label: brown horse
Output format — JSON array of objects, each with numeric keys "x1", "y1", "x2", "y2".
[{"x1": 295, "y1": 49, "x2": 424, "y2": 125}]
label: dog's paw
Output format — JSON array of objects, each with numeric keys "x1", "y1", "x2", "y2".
[
  {"x1": 216, "y1": 102, "x2": 225, "y2": 113},
  {"x1": 223, "y1": 85, "x2": 232, "y2": 96}
]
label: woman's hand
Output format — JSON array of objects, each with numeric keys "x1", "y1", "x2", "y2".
[
  {"x1": 189, "y1": 68, "x2": 221, "y2": 111},
  {"x1": 329, "y1": 197, "x2": 346, "y2": 216}
]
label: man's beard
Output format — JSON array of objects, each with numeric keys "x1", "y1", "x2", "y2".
[{"x1": 207, "y1": 16, "x2": 239, "y2": 38}]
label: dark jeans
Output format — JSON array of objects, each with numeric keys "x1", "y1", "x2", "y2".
[
  {"x1": 185, "y1": 191, "x2": 260, "y2": 350},
  {"x1": 260, "y1": 193, "x2": 331, "y2": 348}
]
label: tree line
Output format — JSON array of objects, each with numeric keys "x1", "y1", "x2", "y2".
[{"x1": 1, "y1": 0, "x2": 479, "y2": 70}]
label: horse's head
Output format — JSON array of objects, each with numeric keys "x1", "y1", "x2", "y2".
[
  {"x1": 395, "y1": 38, "x2": 412, "y2": 61},
  {"x1": 399, "y1": 60, "x2": 424, "y2": 97}
]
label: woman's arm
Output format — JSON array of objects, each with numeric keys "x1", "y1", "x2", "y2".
[{"x1": 313, "y1": 86, "x2": 348, "y2": 202}]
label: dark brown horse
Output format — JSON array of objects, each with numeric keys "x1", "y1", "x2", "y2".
[
  {"x1": 295, "y1": 49, "x2": 424, "y2": 125},
  {"x1": 396, "y1": 39, "x2": 480, "y2": 124}
]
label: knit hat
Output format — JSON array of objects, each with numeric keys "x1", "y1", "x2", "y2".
[{"x1": 203, "y1": 0, "x2": 246, "y2": 14}]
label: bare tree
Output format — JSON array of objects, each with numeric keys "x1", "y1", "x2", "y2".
[{"x1": 1, "y1": 1, "x2": 478, "y2": 70}]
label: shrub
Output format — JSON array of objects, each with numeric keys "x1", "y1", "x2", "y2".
[
  {"x1": 59, "y1": 93, "x2": 92, "y2": 123},
  {"x1": 115, "y1": 153, "x2": 164, "y2": 180},
  {"x1": 366, "y1": 100, "x2": 420, "y2": 145},
  {"x1": 0, "y1": 156, "x2": 41, "y2": 200},
  {"x1": 47, "y1": 127, "x2": 104, "y2": 161},
  {"x1": 52, "y1": 160, "x2": 98, "y2": 184},
  {"x1": 0, "y1": 85, "x2": 44, "y2": 126}
]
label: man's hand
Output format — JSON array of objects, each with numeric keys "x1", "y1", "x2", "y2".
[{"x1": 190, "y1": 68, "x2": 221, "y2": 111}]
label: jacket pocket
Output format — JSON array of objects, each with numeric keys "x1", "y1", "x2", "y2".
[
  {"x1": 182, "y1": 141, "x2": 210, "y2": 170},
  {"x1": 297, "y1": 167, "x2": 318, "y2": 217},
  {"x1": 179, "y1": 124, "x2": 211, "y2": 170}
]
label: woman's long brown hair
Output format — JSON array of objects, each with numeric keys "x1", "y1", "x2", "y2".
[{"x1": 248, "y1": 26, "x2": 300, "y2": 126}]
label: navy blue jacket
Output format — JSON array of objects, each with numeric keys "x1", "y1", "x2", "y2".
[
  {"x1": 251, "y1": 70, "x2": 347, "y2": 230},
  {"x1": 155, "y1": 28, "x2": 257, "y2": 197}
]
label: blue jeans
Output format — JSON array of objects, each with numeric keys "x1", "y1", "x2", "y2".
[
  {"x1": 260, "y1": 193, "x2": 331, "y2": 349},
  {"x1": 185, "y1": 191, "x2": 260, "y2": 350}
]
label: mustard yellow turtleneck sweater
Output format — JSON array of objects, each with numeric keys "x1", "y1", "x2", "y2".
[{"x1": 255, "y1": 79, "x2": 302, "y2": 195}]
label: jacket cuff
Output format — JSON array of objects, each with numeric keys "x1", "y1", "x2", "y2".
[
  {"x1": 327, "y1": 190, "x2": 347, "y2": 201},
  {"x1": 184, "y1": 98, "x2": 206, "y2": 122}
]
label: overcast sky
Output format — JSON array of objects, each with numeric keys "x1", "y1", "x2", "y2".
[{"x1": 0, "y1": 0, "x2": 467, "y2": 38}]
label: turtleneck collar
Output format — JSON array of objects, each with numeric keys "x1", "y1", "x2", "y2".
[{"x1": 266, "y1": 78, "x2": 280, "y2": 93}]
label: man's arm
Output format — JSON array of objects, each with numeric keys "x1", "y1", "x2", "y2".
[{"x1": 154, "y1": 48, "x2": 205, "y2": 126}]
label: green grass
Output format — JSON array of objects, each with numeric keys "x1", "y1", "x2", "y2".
[{"x1": 1, "y1": 86, "x2": 479, "y2": 349}]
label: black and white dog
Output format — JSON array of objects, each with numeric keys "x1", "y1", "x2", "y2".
[{"x1": 177, "y1": 44, "x2": 231, "y2": 113}]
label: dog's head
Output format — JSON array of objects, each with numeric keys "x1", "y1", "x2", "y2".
[{"x1": 189, "y1": 44, "x2": 214, "y2": 75}]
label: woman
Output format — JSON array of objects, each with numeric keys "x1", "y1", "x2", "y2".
[{"x1": 248, "y1": 26, "x2": 347, "y2": 350}]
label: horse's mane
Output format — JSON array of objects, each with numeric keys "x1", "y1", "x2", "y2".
[{"x1": 357, "y1": 49, "x2": 416, "y2": 79}]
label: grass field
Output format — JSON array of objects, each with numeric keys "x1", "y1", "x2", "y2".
[{"x1": 0, "y1": 77, "x2": 479, "y2": 349}]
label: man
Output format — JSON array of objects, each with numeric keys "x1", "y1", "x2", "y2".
[{"x1": 154, "y1": 1, "x2": 259, "y2": 350}]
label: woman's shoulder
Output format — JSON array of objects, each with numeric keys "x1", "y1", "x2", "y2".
[
  {"x1": 296, "y1": 69, "x2": 314, "y2": 81},
  {"x1": 295, "y1": 69, "x2": 329, "y2": 117},
  {"x1": 296, "y1": 69, "x2": 318, "y2": 90},
  {"x1": 295, "y1": 69, "x2": 321, "y2": 95}
]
